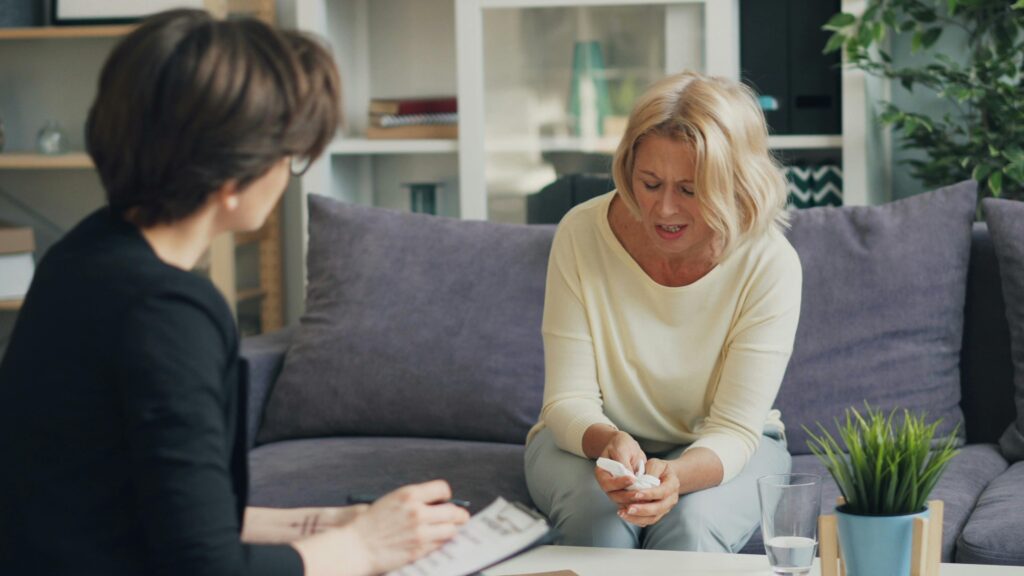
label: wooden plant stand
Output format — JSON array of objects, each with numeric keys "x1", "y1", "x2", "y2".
[{"x1": 819, "y1": 498, "x2": 944, "y2": 576}]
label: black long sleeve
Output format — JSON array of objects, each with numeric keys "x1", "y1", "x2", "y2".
[{"x1": 0, "y1": 208, "x2": 303, "y2": 576}]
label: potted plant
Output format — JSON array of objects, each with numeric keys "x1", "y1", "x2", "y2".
[
  {"x1": 822, "y1": 0, "x2": 1024, "y2": 200},
  {"x1": 806, "y1": 405, "x2": 960, "y2": 576}
]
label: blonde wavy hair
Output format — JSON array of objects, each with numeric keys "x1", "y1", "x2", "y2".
[{"x1": 612, "y1": 71, "x2": 788, "y2": 260}]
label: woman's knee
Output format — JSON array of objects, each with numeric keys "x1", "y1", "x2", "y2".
[{"x1": 555, "y1": 499, "x2": 639, "y2": 548}]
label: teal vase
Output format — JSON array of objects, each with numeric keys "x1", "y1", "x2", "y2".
[
  {"x1": 835, "y1": 506, "x2": 930, "y2": 576},
  {"x1": 568, "y1": 40, "x2": 612, "y2": 138}
]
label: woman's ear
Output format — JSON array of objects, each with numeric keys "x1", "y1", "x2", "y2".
[{"x1": 214, "y1": 180, "x2": 241, "y2": 212}]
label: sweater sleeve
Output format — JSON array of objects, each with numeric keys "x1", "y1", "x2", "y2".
[
  {"x1": 539, "y1": 224, "x2": 618, "y2": 456},
  {"x1": 686, "y1": 244, "x2": 803, "y2": 483},
  {"x1": 117, "y1": 295, "x2": 303, "y2": 576}
]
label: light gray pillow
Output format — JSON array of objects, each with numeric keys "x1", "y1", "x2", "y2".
[
  {"x1": 983, "y1": 197, "x2": 1024, "y2": 462},
  {"x1": 258, "y1": 195, "x2": 554, "y2": 445},
  {"x1": 777, "y1": 181, "x2": 977, "y2": 454}
]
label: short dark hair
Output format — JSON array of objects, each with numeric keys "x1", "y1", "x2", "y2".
[{"x1": 86, "y1": 9, "x2": 341, "y2": 227}]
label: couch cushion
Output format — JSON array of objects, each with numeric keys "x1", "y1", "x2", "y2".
[
  {"x1": 778, "y1": 181, "x2": 977, "y2": 455},
  {"x1": 247, "y1": 437, "x2": 531, "y2": 514},
  {"x1": 740, "y1": 444, "x2": 1007, "y2": 561},
  {"x1": 983, "y1": 198, "x2": 1024, "y2": 462},
  {"x1": 258, "y1": 195, "x2": 555, "y2": 445},
  {"x1": 956, "y1": 461, "x2": 1024, "y2": 565}
]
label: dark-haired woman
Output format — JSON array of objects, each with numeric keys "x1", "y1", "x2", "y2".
[{"x1": 0, "y1": 10, "x2": 467, "y2": 576}]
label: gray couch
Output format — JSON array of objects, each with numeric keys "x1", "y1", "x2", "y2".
[{"x1": 242, "y1": 181, "x2": 1024, "y2": 566}]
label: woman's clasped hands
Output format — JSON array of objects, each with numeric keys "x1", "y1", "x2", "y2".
[{"x1": 593, "y1": 431, "x2": 681, "y2": 528}]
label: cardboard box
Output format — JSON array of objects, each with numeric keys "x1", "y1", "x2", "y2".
[{"x1": 0, "y1": 227, "x2": 34, "y2": 255}]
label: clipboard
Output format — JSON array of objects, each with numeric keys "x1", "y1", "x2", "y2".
[{"x1": 387, "y1": 498, "x2": 559, "y2": 576}]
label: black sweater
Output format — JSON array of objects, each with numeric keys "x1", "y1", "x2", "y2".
[{"x1": 0, "y1": 209, "x2": 303, "y2": 576}]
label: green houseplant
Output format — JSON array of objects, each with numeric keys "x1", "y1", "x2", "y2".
[
  {"x1": 822, "y1": 0, "x2": 1024, "y2": 200},
  {"x1": 806, "y1": 405, "x2": 959, "y2": 575}
]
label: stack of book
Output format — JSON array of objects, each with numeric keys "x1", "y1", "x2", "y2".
[
  {"x1": 0, "y1": 226, "x2": 35, "y2": 303},
  {"x1": 367, "y1": 96, "x2": 458, "y2": 140}
]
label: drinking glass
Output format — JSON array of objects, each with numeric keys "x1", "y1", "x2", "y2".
[{"x1": 757, "y1": 473, "x2": 822, "y2": 576}]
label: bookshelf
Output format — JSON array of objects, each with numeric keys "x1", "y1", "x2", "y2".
[{"x1": 285, "y1": 0, "x2": 886, "y2": 320}]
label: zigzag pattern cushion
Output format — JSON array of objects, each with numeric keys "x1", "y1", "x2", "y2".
[{"x1": 786, "y1": 164, "x2": 843, "y2": 208}]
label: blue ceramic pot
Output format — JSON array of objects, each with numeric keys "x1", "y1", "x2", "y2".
[{"x1": 835, "y1": 506, "x2": 929, "y2": 576}]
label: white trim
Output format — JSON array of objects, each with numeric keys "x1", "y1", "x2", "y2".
[
  {"x1": 768, "y1": 135, "x2": 844, "y2": 150},
  {"x1": 330, "y1": 138, "x2": 459, "y2": 155},
  {"x1": 456, "y1": 0, "x2": 487, "y2": 220},
  {"x1": 476, "y1": 0, "x2": 703, "y2": 8},
  {"x1": 703, "y1": 0, "x2": 739, "y2": 80}
]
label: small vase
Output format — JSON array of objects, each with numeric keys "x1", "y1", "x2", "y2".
[
  {"x1": 835, "y1": 505, "x2": 930, "y2": 576},
  {"x1": 36, "y1": 121, "x2": 67, "y2": 155},
  {"x1": 568, "y1": 40, "x2": 612, "y2": 139}
]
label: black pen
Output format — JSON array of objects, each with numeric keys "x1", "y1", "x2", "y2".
[{"x1": 346, "y1": 493, "x2": 472, "y2": 509}]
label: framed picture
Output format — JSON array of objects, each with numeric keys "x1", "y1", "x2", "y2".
[{"x1": 52, "y1": 0, "x2": 206, "y2": 26}]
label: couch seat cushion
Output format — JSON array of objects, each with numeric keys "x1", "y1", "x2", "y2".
[
  {"x1": 258, "y1": 196, "x2": 554, "y2": 446},
  {"x1": 956, "y1": 461, "x2": 1024, "y2": 565},
  {"x1": 779, "y1": 181, "x2": 977, "y2": 454},
  {"x1": 739, "y1": 443, "x2": 1007, "y2": 561},
  {"x1": 983, "y1": 198, "x2": 1024, "y2": 462},
  {"x1": 248, "y1": 437, "x2": 530, "y2": 514}
]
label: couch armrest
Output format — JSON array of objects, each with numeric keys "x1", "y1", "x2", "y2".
[{"x1": 241, "y1": 327, "x2": 295, "y2": 448}]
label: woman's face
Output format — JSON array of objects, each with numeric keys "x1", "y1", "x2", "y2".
[{"x1": 630, "y1": 134, "x2": 715, "y2": 262}]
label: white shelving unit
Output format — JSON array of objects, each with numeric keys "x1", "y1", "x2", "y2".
[{"x1": 283, "y1": 0, "x2": 886, "y2": 318}]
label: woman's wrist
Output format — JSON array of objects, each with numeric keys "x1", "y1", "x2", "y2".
[
  {"x1": 293, "y1": 525, "x2": 374, "y2": 576},
  {"x1": 582, "y1": 424, "x2": 620, "y2": 459}
]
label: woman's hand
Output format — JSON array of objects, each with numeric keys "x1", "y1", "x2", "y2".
[
  {"x1": 349, "y1": 480, "x2": 470, "y2": 575},
  {"x1": 593, "y1": 431, "x2": 649, "y2": 507},
  {"x1": 615, "y1": 458, "x2": 681, "y2": 527},
  {"x1": 600, "y1": 430, "x2": 646, "y2": 473}
]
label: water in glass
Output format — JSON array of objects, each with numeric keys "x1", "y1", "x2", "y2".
[{"x1": 757, "y1": 473, "x2": 822, "y2": 576}]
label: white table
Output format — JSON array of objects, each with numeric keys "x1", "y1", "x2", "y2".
[{"x1": 484, "y1": 545, "x2": 1024, "y2": 576}]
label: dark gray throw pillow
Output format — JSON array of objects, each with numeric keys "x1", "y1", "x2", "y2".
[
  {"x1": 777, "y1": 181, "x2": 977, "y2": 454},
  {"x1": 983, "y1": 198, "x2": 1024, "y2": 462},
  {"x1": 258, "y1": 195, "x2": 555, "y2": 445}
]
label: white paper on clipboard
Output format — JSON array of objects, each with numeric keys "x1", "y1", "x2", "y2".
[{"x1": 386, "y1": 497, "x2": 553, "y2": 576}]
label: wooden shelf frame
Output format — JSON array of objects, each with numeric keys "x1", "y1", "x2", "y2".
[
  {"x1": 0, "y1": 299, "x2": 24, "y2": 311},
  {"x1": 0, "y1": 153, "x2": 93, "y2": 170},
  {"x1": 0, "y1": 26, "x2": 134, "y2": 40}
]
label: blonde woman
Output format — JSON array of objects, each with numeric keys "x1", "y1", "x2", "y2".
[{"x1": 524, "y1": 71, "x2": 801, "y2": 551}]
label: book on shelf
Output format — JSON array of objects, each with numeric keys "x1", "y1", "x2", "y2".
[
  {"x1": 366, "y1": 123, "x2": 458, "y2": 140},
  {"x1": 0, "y1": 226, "x2": 35, "y2": 302},
  {"x1": 370, "y1": 112, "x2": 458, "y2": 128},
  {"x1": 369, "y1": 96, "x2": 457, "y2": 116}
]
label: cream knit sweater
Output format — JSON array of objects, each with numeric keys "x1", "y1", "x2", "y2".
[{"x1": 527, "y1": 192, "x2": 802, "y2": 483}]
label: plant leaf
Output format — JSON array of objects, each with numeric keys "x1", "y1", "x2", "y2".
[
  {"x1": 921, "y1": 28, "x2": 942, "y2": 50},
  {"x1": 990, "y1": 171, "x2": 1004, "y2": 196},
  {"x1": 824, "y1": 12, "x2": 857, "y2": 30},
  {"x1": 824, "y1": 32, "x2": 847, "y2": 55},
  {"x1": 973, "y1": 163, "x2": 994, "y2": 182}
]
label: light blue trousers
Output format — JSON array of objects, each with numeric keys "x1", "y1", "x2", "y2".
[{"x1": 524, "y1": 427, "x2": 791, "y2": 552}]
